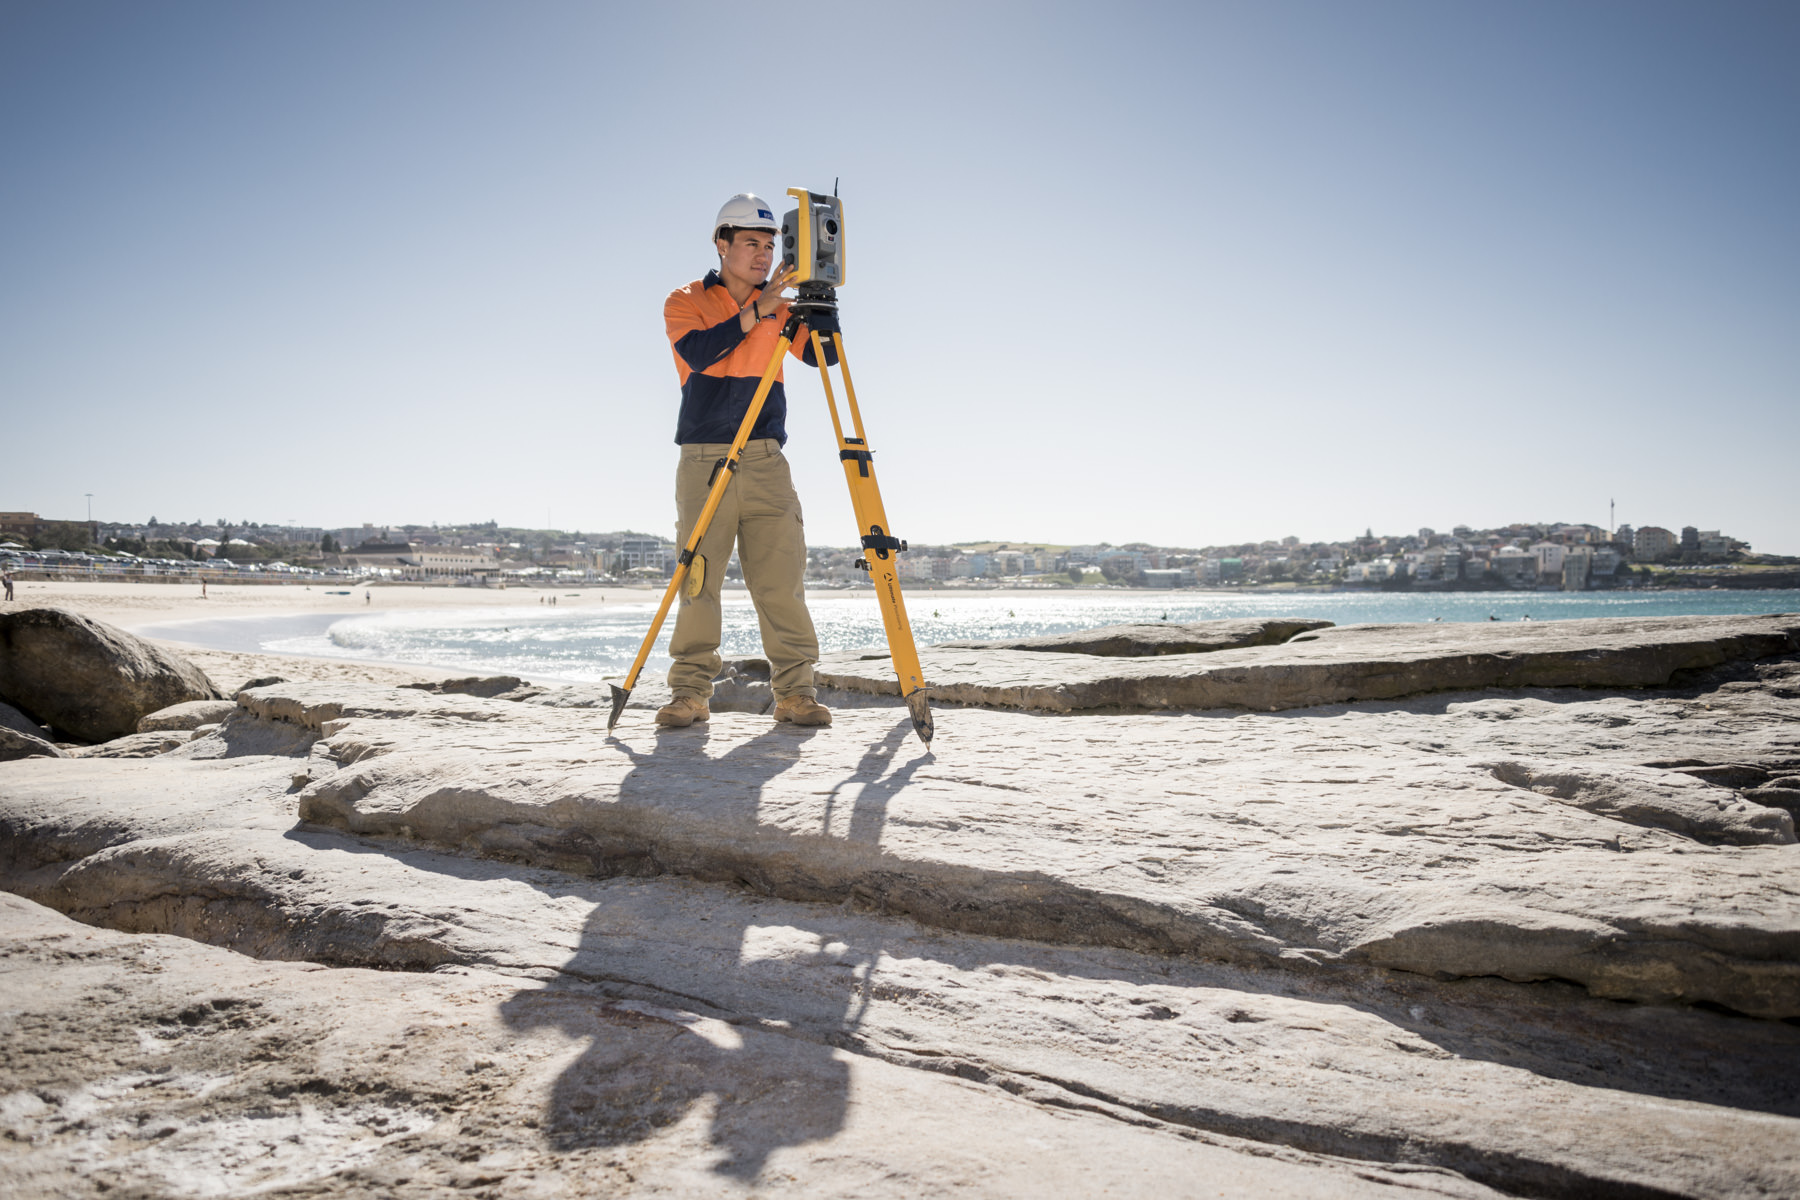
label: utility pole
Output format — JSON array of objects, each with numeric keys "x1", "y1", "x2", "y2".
[{"x1": 85, "y1": 493, "x2": 93, "y2": 522}]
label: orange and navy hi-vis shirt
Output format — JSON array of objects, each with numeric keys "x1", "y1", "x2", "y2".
[{"x1": 664, "y1": 269, "x2": 834, "y2": 446}]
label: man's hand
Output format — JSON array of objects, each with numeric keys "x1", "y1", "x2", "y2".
[
  {"x1": 737, "y1": 266, "x2": 797, "y2": 333},
  {"x1": 750, "y1": 266, "x2": 798, "y2": 319}
]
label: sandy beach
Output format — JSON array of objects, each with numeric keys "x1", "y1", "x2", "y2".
[
  {"x1": 3, "y1": 579, "x2": 668, "y2": 630},
  {"x1": 1, "y1": 580, "x2": 682, "y2": 692}
]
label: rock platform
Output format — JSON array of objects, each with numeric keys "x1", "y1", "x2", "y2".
[
  {"x1": 819, "y1": 613, "x2": 1800, "y2": 712},
  {"x1": 4, "y1": 613, "x2": 1800, "y2": 1198}
]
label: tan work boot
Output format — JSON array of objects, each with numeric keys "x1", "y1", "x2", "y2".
[
  {"x1": 773, "y1": 694, "x2": 832, "y2": 727},
  {"x1": 655, "y1": 695, "x2": 710, "y2": 728}
]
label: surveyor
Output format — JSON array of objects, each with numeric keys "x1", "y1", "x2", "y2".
[{"x1": 655, "y1": 192, "x2": 837, "y2": 729}]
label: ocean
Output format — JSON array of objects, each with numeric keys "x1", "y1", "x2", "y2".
[{"x1": 138, "y1": 587, "x2": 1800, "y2": 686}]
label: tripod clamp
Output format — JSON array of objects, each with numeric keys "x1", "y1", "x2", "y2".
[{"x1": 786, "y1": 283, "x2": 840, "y2": 336}]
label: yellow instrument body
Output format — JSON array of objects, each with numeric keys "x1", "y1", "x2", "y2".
[{"x1": 783, "y1": 188, "x2": 846, "y2": 287}]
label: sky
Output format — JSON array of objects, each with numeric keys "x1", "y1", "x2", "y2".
[{"x1": 2, "y1": 0, "x2": 1796, "y2": 552}]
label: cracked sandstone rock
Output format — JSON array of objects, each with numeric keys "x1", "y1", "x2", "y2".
[{"x1": 2, "y1": 807, "x2": 1795, "y2": 1199}]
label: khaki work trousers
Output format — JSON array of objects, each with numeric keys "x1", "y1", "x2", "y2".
[{"x1": 667, "y1": 438, "x2": 820, "y2": 701}]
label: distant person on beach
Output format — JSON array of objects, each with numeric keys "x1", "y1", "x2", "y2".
[
  {"x1": 2, "y1": 570, "x2": 13, "y2": 601},
  {"x1": 365, "y1": 590, "x2": 371, "y2": 605},
  {"x1": 652, "y1": 191, "x2": 836, "y2": 730}
]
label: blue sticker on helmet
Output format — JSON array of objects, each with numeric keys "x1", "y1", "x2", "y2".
[{"x1": 757, "y1": 209, "x2": 772, "y2": 219}]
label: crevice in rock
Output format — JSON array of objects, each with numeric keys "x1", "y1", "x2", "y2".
[{"x1": 872, "y1": 1046, "x2": 1693, "y2": 1200}]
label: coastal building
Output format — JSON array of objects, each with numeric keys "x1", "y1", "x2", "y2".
[
  {"x1": 0, "y1": 512, "x2": 39, "y2": 541},
  {"x1": 1414, "y1": 546, "x2": 1462, "y2": 582},
  {"x1": 1344, "y1": 559, "x2": 1393, "y2": 583},
  {"x1": 408, "y1": 548, "x2": 499, "y2": 579},
  {"x1": 1633, "y1": 526, "x2": 1676, "y2": 561},
  {"x1": 1491, "y1": 548, "x2": 1537, "y2": 587},
  {"x1": 1698, "y1": 531, "x2": 1736, "y2": 557},
  {"x1": 1529, "y1": 541, "x2": 1566, "y2": 581},
  {"x1": 335, "y1": 541, "x2": 498, "y2": 579},
  {"x1": 538, "y1": 545, "x2": 593, "y2": 570},
  {"x1": 1, "y1": 512, "x2": 99, "y2": 547},
  {"x1": 1553, "y1": 524, "x2": 1603, "y2": 545},
  {"x1": 1562, "y1": 547, "x2": 1592, "y2": 591},
  {"x1": 334, "y1": 541, "x2": 411, "y2": 572},
  {"x1": 616, "y1": 537, "x2": 672, "y2": 573}
]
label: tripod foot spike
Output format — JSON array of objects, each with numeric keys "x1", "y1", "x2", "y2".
[
  {"x1": 904, "y1": 689, "x2": 933, "y2": 744},
  {"x1": 606, "y1": 684, "x2": 631, "y2": 734}
]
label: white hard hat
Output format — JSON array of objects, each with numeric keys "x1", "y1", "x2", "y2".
[{"x1": 713, "y1": 192, "x2": 779, "y2": 239}]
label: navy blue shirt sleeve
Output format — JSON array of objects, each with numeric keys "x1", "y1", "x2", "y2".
[{"x1": 673, "y1": 315, "x2": 748, "y2": 371}]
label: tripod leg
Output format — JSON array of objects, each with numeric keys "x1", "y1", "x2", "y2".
[
  {"x1": 608, "y1": 331, "x2": 794, "y2": 733},
  {"x1": 812, "y1": 330, "x2": 933, "y2": 744}
]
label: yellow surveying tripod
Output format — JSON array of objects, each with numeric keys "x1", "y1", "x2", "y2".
[{"x1": 606, "y1": 187, "x2": 933, "y2": 743}]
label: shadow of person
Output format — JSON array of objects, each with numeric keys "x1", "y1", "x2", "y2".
[
  {"x1": 817, "y1": 717, "x2": 933, "y2": 848},
  {"x1": 501, "y1": 715, "x2": 922, "y2": 1180}
]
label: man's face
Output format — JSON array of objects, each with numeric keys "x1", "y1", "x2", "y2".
[{"x1": 716, "y1": 230, "x2": 777, "y2": 284}]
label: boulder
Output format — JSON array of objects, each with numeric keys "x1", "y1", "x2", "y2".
[
  {"x1": 938, "y1": 617, "x2": 1333, "y2": 657},
  {"x1": 0, "y1": 606, "x2": 219, "y2": 742},
  {"x1": 137, "y1": 699, "x2": 238, "y2": 732},
  {"x1": 0, "y1": 724, "x2": 65, "y2": 761},
  {"x1": 709, "y1": 660, "x2": 774, "y2": 714}
]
